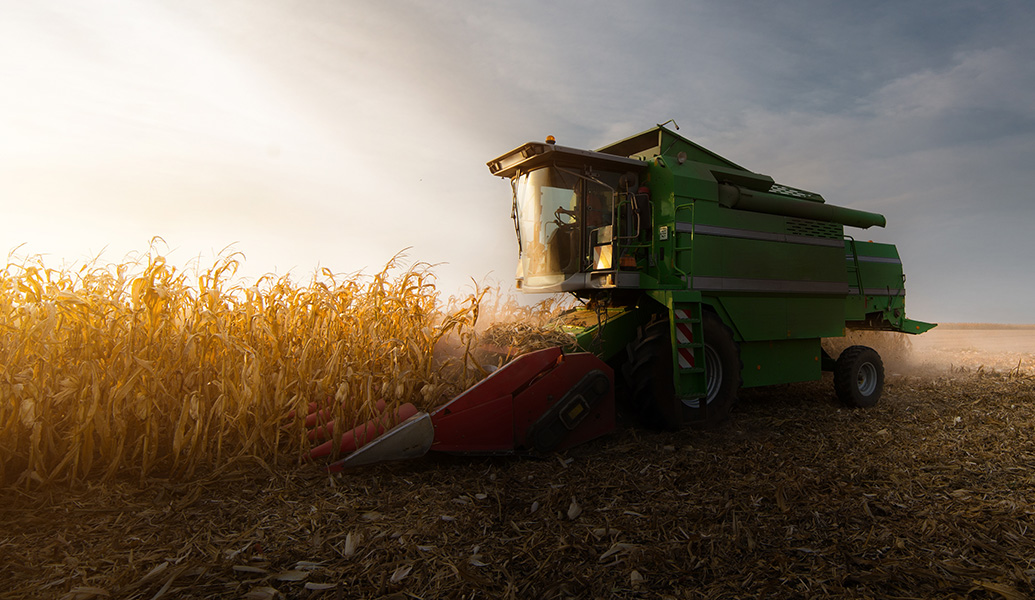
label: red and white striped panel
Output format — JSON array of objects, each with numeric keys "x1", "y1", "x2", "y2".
[{"x1": 674, "y1": 309, "x2": 695, "y2": 369}]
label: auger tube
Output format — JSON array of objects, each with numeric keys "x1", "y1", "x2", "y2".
[{"x1": 717, "y1": 182, "x2": 886, "y2": 229}]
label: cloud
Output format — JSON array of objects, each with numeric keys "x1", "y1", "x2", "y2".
[
  {"x1": 3, "y1": 0, "x2": 1034, "y2": 321},
  {"x1": 680, "y1": 39, "x2": 1035, "y2": 322}
]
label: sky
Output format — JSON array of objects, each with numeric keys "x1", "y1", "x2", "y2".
[{"x1": 2, "y1": 0, "x2": 1034, "y2": 323}]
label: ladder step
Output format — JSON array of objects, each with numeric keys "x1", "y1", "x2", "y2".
[{"x1": 672, "y1": 302, "x2": 708, "y2": 397}]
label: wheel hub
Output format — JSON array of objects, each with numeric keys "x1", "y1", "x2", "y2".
[
  {"x1": 857, "y1": 361, "x2": 878, "y2": 396},
  {"x1": 682, "y1": 344, "x2": 722, "y2": 410}
]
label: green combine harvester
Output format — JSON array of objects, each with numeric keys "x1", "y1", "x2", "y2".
[
  {"x1": 316, "y1": 125, "x2": 935, "y2": 468},
  {"x1": 485, "y1": 125, "x2": 935, "y2": 429}
]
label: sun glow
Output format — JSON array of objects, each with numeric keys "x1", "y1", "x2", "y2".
[{"x1": 0, "y1": 1, "x2": 389, "y2": 279}]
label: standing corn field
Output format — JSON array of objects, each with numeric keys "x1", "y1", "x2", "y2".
[{"x1": 0, "y1": 249, "x2": 486, "y2": 487}]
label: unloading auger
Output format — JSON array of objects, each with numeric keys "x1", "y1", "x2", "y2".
[{"x1": 308, "y1": 125, "x2": 935, "y2": 468}]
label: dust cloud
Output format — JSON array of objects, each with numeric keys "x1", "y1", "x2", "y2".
[
  {"x1": 907, "y1": 325, "x2": 1035, "y2": 375},
  {"x1": 826, "y1": 325, "x2": 1035, "y2": 377}
]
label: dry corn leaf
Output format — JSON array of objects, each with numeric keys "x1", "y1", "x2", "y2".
[
  {"x1": 344, "y1": 531, "x2": 362, "y2": 557},
  {"x1": 304, "y1": 582, "x2": 338, "y2": 591},
  {"x1": 243, "y1": 587, "x2": 280, "y2": 600},
  {"x1": 599, "y1": 543, "x2": 635, "y2": 562},
  {"x1": 972, "y1": 580, "x2": 1027, "y2": 600},
  {"x1": 567, "y1": 497, "x2": 582, "y2": 520},
  {"x1": 390, "y1": 564, "x2": 413, "y2": 583},
  {"x1": 292, "y1": 561, "x2": 323, "y2": 571},
  {"x1": 132, "y1": 562, "x2": 169, "y2": 588},
  {"x1": 59, "y1": 587, "x2": 110, "y2": 600}
]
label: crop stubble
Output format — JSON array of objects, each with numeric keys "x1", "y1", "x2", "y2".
[{"x1": 1, "y1": 362, "x2": 1034, "y2": 597}]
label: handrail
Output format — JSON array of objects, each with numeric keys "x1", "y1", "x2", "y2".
[
  {"x1": 673, "y1": 202, "x2": 695, "y2": 280},
  {"x1": 844, "y1": 235, "x2": 864, "y2": 293}
]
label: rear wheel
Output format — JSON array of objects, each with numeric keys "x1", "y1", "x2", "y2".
[
  {"x1": 834, "y1": 345, "x2": 884, "y2": 408},
  {"x1": 624, "y1": 312, "x2": 740, "y2": 429}
]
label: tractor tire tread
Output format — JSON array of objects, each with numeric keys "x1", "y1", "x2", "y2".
[{"x1": 833, "y1": 345, "x2": 884, "y2": 408}]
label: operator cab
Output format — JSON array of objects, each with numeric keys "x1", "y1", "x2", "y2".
[{"x1": 487, "y1": 139, "x2": 647, "y2": 293}]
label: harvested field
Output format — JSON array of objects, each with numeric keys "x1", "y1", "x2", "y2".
[{"x1": 3, "y1": 364, "x2": 1034, "y2": 599}]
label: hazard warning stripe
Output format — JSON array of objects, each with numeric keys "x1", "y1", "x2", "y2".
[
  {"x1": 678, "y1": 347, "x2": 695, "y2": 369},
  {"x1": 674, "y1": 308, "x2": 696, "y2": 368},
  {"x1": 674, "y1": 309, "x2": 693, "y2": 341},
  {"x1": 676, "y1": 323, "x2": 693, "y2": 345}
]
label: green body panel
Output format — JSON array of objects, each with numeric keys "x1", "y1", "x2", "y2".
[
  {"x1": 739, "y1": 339, "x2": 822, "y2": 388},
  {"x1": 488, "y1": 126, "x2": 935, "y2": 393},
  {"x1": 717, "y1": 295, "x2": 846, "y2": 341}
]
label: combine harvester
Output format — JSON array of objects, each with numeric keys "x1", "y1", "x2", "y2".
[{"x1": 310, "y1": 124, "x2": 935, "y2": 469}]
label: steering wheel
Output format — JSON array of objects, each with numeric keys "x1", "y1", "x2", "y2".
[{"x1": 553, "y1": 205, "x2": 577, "y2": 228}]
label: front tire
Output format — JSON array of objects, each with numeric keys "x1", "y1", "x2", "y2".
[
  {"x1": 688, "y1": 314, "x2": 740, "y2": 427},
  {"x1": 834, "y1": 345, "x2": 884, "y2": 408},
  {"x1": 624, "y1": 311, "x2": 741, "y2": 429},
  {"x1": 624, "y1": 319, "x2": 677, "y2": 430}
]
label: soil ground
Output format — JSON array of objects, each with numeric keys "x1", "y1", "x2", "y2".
[{"x1": 2, "y1": 329, "x2": 1035, "y2": 599}]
